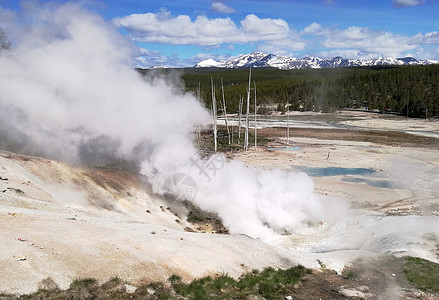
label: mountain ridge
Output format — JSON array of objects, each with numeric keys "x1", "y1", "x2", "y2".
[{"x1": 195, "y1": 52, "x2": 439, "y2": 70}]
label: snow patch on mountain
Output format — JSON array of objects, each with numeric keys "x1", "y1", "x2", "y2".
[
  {"x1": 195, "y1": 58, "x2": 222, "y2": 68},
  {"x1": 195, "y1": 52, "x2": 439, "y2": 70}
]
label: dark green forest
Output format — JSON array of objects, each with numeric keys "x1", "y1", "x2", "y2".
[{"x1": 138, "y1": 65, "x2": 439, "y2": 118}]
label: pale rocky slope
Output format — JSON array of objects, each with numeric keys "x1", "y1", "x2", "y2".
[{"x1": 0, "y1": 150, "x2": 311, "y2": 295}]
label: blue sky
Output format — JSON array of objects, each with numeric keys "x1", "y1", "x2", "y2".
[{"x1": 1, "y1": 0, "x2": 439, "y2": 67}]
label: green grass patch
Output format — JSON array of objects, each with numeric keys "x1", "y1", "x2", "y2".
[
  {"x1": 403, "y1": 256, "x2": 439, "y2": 292},
  {"x1": 4, "y1": 266, "x2": 309, "y2": 299},
  {"x1": 170, "y1": 266, "x2": 308, "y2": 300},
  {"x1": 342, "y1": 269, "x2": 359, "y2": 281},
  {"x1": 211, "y1": 273, "x2": 236, "y2": 291}
]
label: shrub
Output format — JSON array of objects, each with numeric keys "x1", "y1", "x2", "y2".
[
  {"x1": 100, "y1": 276, "x2": 124, "y2": 291},
  {"x1": 281, "y1": 265, "x2": 307, "y2": 285},
  {"x1": 135, "y1": 282, "x2": 172, "y2": 299},
  {"x1": 236, "y1": 273, "x2": 260, "y2": 290},
  {"x1": 343, "y1": 269, "x2": 359, "y2": 280},
  {"x1": 192, "y1": 287, "x2": 208, "y2": 300},
  {"x1": 167, "y1": 274, "x2": 182, "y2": 285},
  {"x1": 66, "y1": 278, "x2": 98, "y2": 300},
  {"x1": 211, "y1": 274, "x2": 236, "y2": 290},
  {"x1": 258, "y1": 279, "x2": 278, "y2": 299}
]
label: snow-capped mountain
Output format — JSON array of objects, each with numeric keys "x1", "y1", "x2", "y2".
[
  {"x1": 194, "y1": 58, "x2": 222, "y2": 68},
  {"x1": 195, "y1": 52, "x2": 438, "y2": 70}
]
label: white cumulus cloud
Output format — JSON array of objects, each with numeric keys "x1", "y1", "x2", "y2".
[
  {"x1": 303, "y1": 23, "x2": 422, "y2": 58},
  {"x1": 302, "y1": 22, "x2": 326, "y2": 35},
  {"x1": 316, "y1": 49, "x2": 366, "y2": 59},
  {"x1": 414, "y1": 31, "x2": 439, "y2": 44},
  {"x1": 210, "y1": 2, "x2": 236, "y2": 13},
  {"x1": 392, "y1": 0, "x2": 426, "y2": 7},
  {"x1": 113, "y1": 11, "x2": 304, "y2": 51},
  {"x1": 241, "y1": 14, "x2": 289, "y2": 37}
]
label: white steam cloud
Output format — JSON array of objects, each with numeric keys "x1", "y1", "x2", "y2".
[
  {"x1": 0, "y1": 3, "x2": 345, "y2": 241},
  {"x1": 0, "y1": 3, "x2": 209, "y2": 162}
]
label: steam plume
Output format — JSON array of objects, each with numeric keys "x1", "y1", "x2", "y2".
[{"x1": 0, "y1": 3, "x2": 345, "y2": 240}]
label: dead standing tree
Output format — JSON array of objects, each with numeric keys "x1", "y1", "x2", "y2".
[
  {"x1": 220, "y1": 79, "x2": 231, "y2": 145},
  {"x1": 244, "y1": 67, "x2": 251, "y2": 152},
  {"x1": 211, "y1": 78, "x2": 218, "y2": 152},
  {"x1": 254, "y1": 81, "x2": 257, "y2": 149},
  {"x1": 286, "y1": 101, "x2": 290, "y2": 144},
  {"x1": 238, "y1": 96, "x2": 243, "y2": 142},
  {"x1": 196, "y1": 82, "x2": 202, "y2": 144}
]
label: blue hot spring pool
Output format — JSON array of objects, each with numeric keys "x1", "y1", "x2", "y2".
[
  {"x1": 294, "y1": 166, "x2": 375, "y2": 177},
  {"x1": 294, "y1": 166, "x2": 394, "y2": 188}
]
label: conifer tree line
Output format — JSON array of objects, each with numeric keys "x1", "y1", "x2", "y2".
[{"x1": 178, "y1": 65, "x2": 439, "y2": 119}]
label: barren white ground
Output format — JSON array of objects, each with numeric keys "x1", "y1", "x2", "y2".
[
  {"x1": 235, "y1": 139, "x2": 439, "y2": 270},
  {"x1": 1, "y1": 111, "x2": 438, "y2": 295},
  {"x1": 0, "y1": 152, "x2": 309, "y2": 294}
]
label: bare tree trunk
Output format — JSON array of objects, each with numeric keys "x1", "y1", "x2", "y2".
[
  {"x1": 238, "y1": 96, "x2": 243, "y2": 142},
  {"x1": 244, "y1": 67, "x2": 251, "y2": 152},
  {"x1": 254, "y1": 81, "x2": 257, "y2": 149},
  {"x1": 244, "y1": 87, "x2": 249, "y2": 151},
  {"x1": 211, "y1": 78, "x2": 217, "y2": 152},
  {"x1": 221, "y1": 79, "x2": 231, "y2": 144},
  {"x1": 231, "y1": 124, "x2": 234, "y2": 144},
  {"x1": 287, "y1": 101, "x2": 290, "y2": 144},
  {"x1": 197, "y1": 82, "x2": 201, "y2": 144}
]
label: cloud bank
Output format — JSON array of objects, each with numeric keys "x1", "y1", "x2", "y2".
[
  {"x1": 303, "y1": 22, "x2": 439, "y2": 59},
  {"x1": 113, "y1": 10, "x2": 304, "y2": 54}
]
